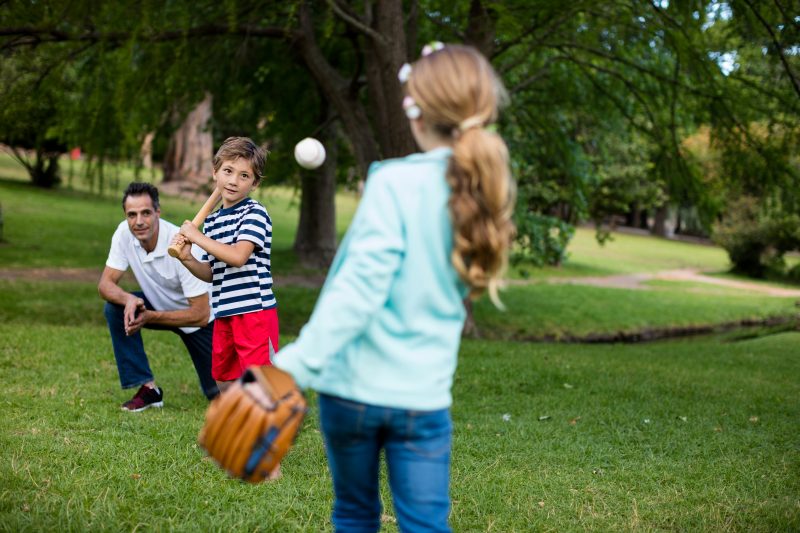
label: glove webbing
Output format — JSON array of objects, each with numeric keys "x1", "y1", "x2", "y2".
[{"x1": 243, "y1": 405, "x2": 305, "y2": 477}]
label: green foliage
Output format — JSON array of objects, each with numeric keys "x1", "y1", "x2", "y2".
[
  {"x1": 712, "y1": 196, "x2": 800, "y2": 278},
  {"x1": 512, "y1": 207, "x2": 574, "y2": 267},
  {"x1": 587, "y1": 132, "x2": 666, "y2": 229},
  {"x1": 2, "y1": 1, "x2": 800, "y2": 268},
  {"x1": 0, "y1": 53, "x2": 69, "y2": 187}
]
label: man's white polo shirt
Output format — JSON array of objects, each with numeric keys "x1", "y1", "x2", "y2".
[{"x1": 106, "y1": 218, "x2": 214, "y2": 333}]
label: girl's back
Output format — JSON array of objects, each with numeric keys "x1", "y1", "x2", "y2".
[{"x1": 310, "y1": 147, "x2": 466, "y2": 410}]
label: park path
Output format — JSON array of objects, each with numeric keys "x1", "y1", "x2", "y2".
[
  {"x1": 0, "y1": 267, "x2": 327, "y2": 288},
  {"x1": 1, "y1": 266, "x2": 799, "y2": 297},
  {"x1": 520, "y1": 267, "x2": 800, "y2": 298}
]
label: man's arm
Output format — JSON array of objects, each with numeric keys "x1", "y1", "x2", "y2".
[
  {"x1": 98, "y1": 266, "x2": 211, "y2": 336},
  {"x1": 98, "y1": 266, "x2": 145, "y2": 333},
  {"x1": 126, "y1": 294, "x2": 211, "y2": 334}
]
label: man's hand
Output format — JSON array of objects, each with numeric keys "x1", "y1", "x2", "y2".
[{"x1": 124, "y1": 296, "x2": 147, "y2": 336}]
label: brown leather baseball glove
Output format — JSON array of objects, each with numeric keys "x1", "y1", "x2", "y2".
[{"x1": 198, "y1": 365, "x2": 307, "y2": 483}]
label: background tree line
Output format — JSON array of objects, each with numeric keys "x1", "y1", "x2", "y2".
[{"x1": 1, "y1": 0, "x2": 798, "y2": 277}]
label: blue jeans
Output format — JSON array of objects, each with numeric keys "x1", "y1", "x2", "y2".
[
  {"x1": 318, "y1": 394, "x2": 452, "y2": 533},
  {"x1": 104, "y1": 292, "x2": 219, "y2": 399}
]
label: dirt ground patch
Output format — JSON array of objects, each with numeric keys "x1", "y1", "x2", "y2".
[
  {"x1": 0, "y1": 267, "x2": 327, "y2": 288},
  {"x1": 2, "y1": 266, "x2": 799, "y2": 297},
  {"x1": 521, "y1": 268, "x2": 800, "y2": 298}
]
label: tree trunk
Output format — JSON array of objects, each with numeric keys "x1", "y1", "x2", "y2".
[
  {"x1": 294, "y1": 5, "x2": 381, "y2": 178},
  {"x1": 294, "y1": 120, "x2": 339, "y2": 269},
  {"x1": 628, "y1": 203, "x2": 641, "y2": 228},
  {"x1": 161, "y1": 93, "x2": 214, "y2": 197},
  {"x1": 295, "y1": 1, "x2": 416, "y2": 176},
  {"x1": 141, "y1": 131, "x2": 155, "y2": 169},
  {"x1": 651, "y1": 205, "x2": 669, "y2": 237},
  {"x1": 30, "y1": 148, "x2": 60, "y2": 188},
  {"x1": 461, "y1": 298, "x2": 480, "y2": 338},
  {"x1": 465, "y1": 0, "x2": 496, "y2": 57},
  {"x1": 362, "y1": 0, "x2": 416, "y2": 159}
]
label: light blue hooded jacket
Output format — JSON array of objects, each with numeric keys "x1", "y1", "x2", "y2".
[{"x1": 274, "y1": 147, "x2": 466, "y2": 410}]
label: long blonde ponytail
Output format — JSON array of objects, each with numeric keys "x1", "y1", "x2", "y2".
[{"x1": 406, "y1": 45, "x2": 516, "y2": 306}]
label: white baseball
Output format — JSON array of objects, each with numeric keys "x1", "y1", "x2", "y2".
[{"x1": 294, "y1": 137, "x2": 326, "y2": 169}]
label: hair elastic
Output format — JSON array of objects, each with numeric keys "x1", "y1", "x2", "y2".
[
  {"x1": 397, "y1": 63, "x2": 412, "y2": 83},
  {"x1": 402, "y1": 95, "x2": 422, "y2": 120},
  {"x1": 421, "y1": 41, "x2": 445, "y2": 57},
  {"x1": 458, "y1": 116, "x2": 484, "y2": 132},
  {"x1": 398, "y1": 41, "x2": 445, "y2": 83}
]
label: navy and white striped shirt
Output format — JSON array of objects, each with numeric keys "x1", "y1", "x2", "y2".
[{"x1": 202, "y1": 197, "x2": 276, "y2": 318}]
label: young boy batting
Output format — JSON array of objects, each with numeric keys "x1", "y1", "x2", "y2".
[{"x1": 171, "y1": 137, "x2": 279, "y2": 394}]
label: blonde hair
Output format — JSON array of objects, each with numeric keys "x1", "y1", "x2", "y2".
[
  {"x1": 406, "y1": 45, "x2": 516, "y2": 307},
  {"x1": 213, "y1": 137, "x2": 267, "y2": 182}
]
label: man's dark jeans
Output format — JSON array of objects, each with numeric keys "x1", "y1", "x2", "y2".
[{"x1": 103, "y1": 291, "x2": 219, "y2": 399}]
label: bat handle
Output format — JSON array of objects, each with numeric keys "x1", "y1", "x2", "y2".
[{"x1": 167, "y1": 188, "x2": 222, "y2": 258}]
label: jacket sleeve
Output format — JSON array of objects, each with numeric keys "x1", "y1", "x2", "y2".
[{"x1": 274, "y1": 169, "x2": 405, "y2": 388}]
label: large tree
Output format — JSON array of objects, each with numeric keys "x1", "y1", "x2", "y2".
[{"x1": 2, "y1": 0, "x2": 798, "y2": 268}]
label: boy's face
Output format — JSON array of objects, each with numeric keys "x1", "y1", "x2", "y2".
[{"x1": 214, "y1": 157, "x2": 260, "y2": 208}]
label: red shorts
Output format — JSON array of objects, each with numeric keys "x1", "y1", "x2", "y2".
[{"x1": 211, "y1": 308, "x2": 279, "y2": 381}]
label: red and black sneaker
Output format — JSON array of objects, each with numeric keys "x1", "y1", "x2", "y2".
[{"x1": 121, "y1": 385, "x2": 164, "y2": 412}]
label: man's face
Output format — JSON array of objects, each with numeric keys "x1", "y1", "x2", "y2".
[{"x1": 124, "y1": 194, "x2": 160, "y2": 250}]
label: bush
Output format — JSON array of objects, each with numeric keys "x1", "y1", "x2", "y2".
[
  {"x1": 712, "y1": 196, "x2": 800, "y2": 278},
  {"x1": 512, "y1": 210, "x2": 574, "y2": 267}
]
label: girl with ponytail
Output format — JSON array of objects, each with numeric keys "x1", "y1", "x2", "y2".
[
  {"x1": 275, "y1": 43, "x2": 515, "y2": 532},
  {"x1": 406, "y1": 44, "x2": 516, "y2": 306}
]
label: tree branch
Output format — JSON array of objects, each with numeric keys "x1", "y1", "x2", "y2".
[
  {"x1": 7, "y1": 145, "x2": 34, "y2": 173},
  {"x1": 508, "y1": 55, "x2": 568, "y2": 93},
  {"x1": 550, "y1": 41, "x2": 722, "y2": 100},
  {"x1": 562, "y1": 50, "x2": 661, "y2": 134},
  {"x1": 424, "y1": 11, "x2": 465, "y2": 41},
  {"x1": 325, "y1": 0, "x2": 385, "y2": 44},
  {"x1": 668, "y1": 54, "x2": 695, "y2": 192},
  {"x1": 742, "y1": 0, "x2": 800, "y2": 101},
  {"x1": 569, "y1": 58, "x2": 658, "y2": 139},
  {"x1": 771, "y1": 0, "x2": 795, "y2": 31},
  {"x1": 728, "y1": 72, "x2": 800, "y2": 115},
  {"x1": 33, "y1": 41, "x2": 96, "y2": 89},
  {"x1": 493, "y1": 7, "x2": 579, "y2": 61},
  {"x1": 0, "y1": 24, "x2": 293, "y2": 48}
]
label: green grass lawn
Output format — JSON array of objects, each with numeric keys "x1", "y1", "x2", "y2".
[
  {"x1": 0, "y1": 177, "x2": 358, "y2": 273},
  {"x1": 510, "y1": 227, "x2": 732, "y2": 280},
  {"x1": 1, "y1": 171, "x2": 799, "y2": 530},
  {"x1": 1, "y1": 322, "x2": 798, "y2": 531},
  {"x1": 474, "y1": 283, "x2": 798, "y2": 340}
]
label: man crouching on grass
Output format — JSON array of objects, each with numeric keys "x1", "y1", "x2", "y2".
[{"x1": 98, "y1": 182, "x2": 219, "y2": 412}]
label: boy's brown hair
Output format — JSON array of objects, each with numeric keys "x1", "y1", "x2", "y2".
[{"x1": 213, "y1": 137, "x2": 267, "y2": 182}]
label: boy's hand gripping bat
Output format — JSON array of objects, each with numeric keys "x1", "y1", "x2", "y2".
[{"x1": 167, "y1": 188, "x2": 222, "y2": 258}]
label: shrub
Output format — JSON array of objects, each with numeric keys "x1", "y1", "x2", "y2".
[
  {"x1": 712, "y1": 196, "x2": 800, "y2": 278},
  {"x1": 512, "y1": 211, "x2": 574, "y2": 267}
]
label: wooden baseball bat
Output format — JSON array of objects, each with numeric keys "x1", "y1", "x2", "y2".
[{"x1": 167, "y1": 187, "x2": 222, "y2": 258}]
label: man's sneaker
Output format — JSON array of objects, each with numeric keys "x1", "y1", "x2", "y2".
[{"x1": 121, "y1": 385, "x2": 164, "y2": 412}]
